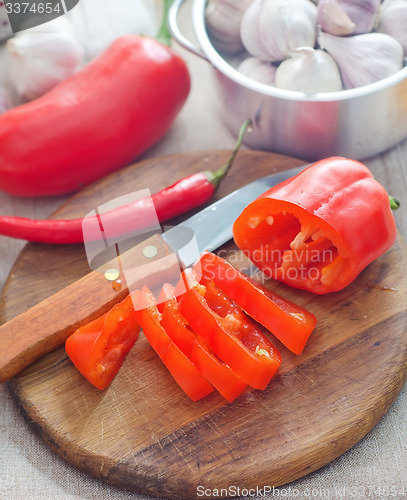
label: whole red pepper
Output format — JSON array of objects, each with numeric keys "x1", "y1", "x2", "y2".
[
  {"x1": 0, "y1": 32, "x2": 190, "y2": 196},
  {"x1": 233, "y1": 157, "x2": 398, "y2": 294}
]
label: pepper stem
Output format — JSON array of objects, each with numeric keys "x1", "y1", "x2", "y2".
[
  {"x1": 206, "y1": 119, "x2": 252, "y2": 189},
  {"x1": 156, "y1": 0, "x2": 175, "y2": 47},
  {"x1": 389, "y1": 195, "x2": 400, "y2": 210}
]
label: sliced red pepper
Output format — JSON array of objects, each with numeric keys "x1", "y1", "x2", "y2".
[
  {"x1": 233, "y1": 157, "x2": 397, "y2": 294},
  {"x1": 158, "y1": 283, "x2": 247, "y2": 402},
  {"x1": 65, "y1": 294, "x2": 140, "y2": 390},
  {"x1": 188, "y1": 339, "x2": 247, "y2": 403},
  {"x1": 178, "y1": 269, "x2": 281, "y2": 390},
  {"x1": 157, "y1": 283, "x2": 195, "y2": 355},
  {"x1": 196, "y1": 252, "x2": 317, "y2": 355},
  {"x1": 132, "y1": 286, "x2": 214, "y2": 402}
]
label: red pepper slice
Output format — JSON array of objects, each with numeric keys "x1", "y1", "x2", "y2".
[
  {"x1": 158, "y1": 283, "x2": 247, "y2": 402},
  {"x1": 196, "y1": 252, "x2": 317, "y2": 355},
  {"x1": 178, "y1": 269, "x2": 281, "y2": 390},
  {"x1": 157, "y1": 284, "x2": 195, "y2": 355},
  {"x1": 132, "y1": 286, "x2": 214, "y2": 402},
  {"x1": 65, "y1": 294, "x2": 140, "y2": 390},
  {"x1": 233, "y1": 157, "x2": 397, "y2": 294}
]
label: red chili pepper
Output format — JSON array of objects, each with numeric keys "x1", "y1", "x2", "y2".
[
  {"x1": 65, "y1": 294, "x2": 140, "y2": 390},
  {"x1": 158, "y1": 283, "x2": 247, "y2": 402},
  {"x1": 178, "y1": 268, "x2": 282, "y2": 390},
  {"x1": 0, "y1": 119, "x2": 251, "y2": 243},
  {"x1": 0, "y1": 8, "x2": 190, "y2": 197},
  {"x1": 233, "y1": 157, "x2": 398, "y2": 294},
  {"x1": 132, "y1": 286, "x2": 215, "y2": 401},
  {"x1": 196, "y1": 252, "x2": 317, "y2": 355},
  {"x1": 0, "y1": 166, "x2": 228, "y2": 243}
]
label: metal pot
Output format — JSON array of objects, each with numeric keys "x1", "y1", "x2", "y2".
[{"x1": 169, "y1": 0, "x2": 407, "y2": 161}]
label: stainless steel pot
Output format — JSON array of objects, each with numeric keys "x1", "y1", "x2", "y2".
[{"x1": 169, "y1": 0, "x2": 407, "y2": 161}]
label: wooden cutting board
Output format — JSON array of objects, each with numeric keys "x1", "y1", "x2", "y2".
[{"x1": 1, "y1": 150, "x2": 407, "y2": 499}]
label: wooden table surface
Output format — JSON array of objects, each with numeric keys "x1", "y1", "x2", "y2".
[{"x1": 1, "y1": 4, "x2": 406, "y2": 500}]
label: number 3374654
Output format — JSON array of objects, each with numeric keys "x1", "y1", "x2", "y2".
[{"x1": 4, "y1": 2, "x2": 62, "y2": 14}]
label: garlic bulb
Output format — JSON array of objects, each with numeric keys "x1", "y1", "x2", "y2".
[
  {"x1": 318, "y1": 31, "x2": 404, "y2": 89},
  {"x1": 206, "y1": 0, "x2": 254, "y2": 54},
  {"x1": 317, "y1": 0, "x2": 356, "y2": 35},
  {"x1": 0, "y1": 87, "x2": 12, "y2": 115},
  {"x1": 237, "y1": 57, "x2": 277, "y2": 85},
  {"x1": 275, "y1": 47, "x2": 342, "y2": 92},
  {"x1": 332, "y1": 0, "x2": 381, "y2": 34},
  {"x1": 240, "y1": 0, "x2": 317, "y2": 62},
  {"x1": 7, "y1": 17, "x2": 83, "y2": 101},
  {"x1": 377, "y1": 0, "x2": 407, "y2": 57},
  {"x1": 68, "y1": 0, "x2": 159, "y2": 61}
]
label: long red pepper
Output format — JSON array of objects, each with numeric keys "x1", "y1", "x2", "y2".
[
  {"x1": 0, "y1": 120, "x2": 251, "y2": 244},
  {"x1": 0, "y1": 1, "x2": 189, "y2": 197}
]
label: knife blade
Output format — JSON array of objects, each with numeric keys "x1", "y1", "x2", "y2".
[
  {"x1": 0, "y1": 163, "x2": 307, "y2": 382},
  {"x1": 162, "y1": 164, "x2": 306, "y2": 268}
]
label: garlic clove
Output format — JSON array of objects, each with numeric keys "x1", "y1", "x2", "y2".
[
  {"x1": 205, "y1": 0, "x2": 254, "y2": 55},
  {"x1": 334, "y1": 0, "x2": 381, "y2": 34},
  {"x1": 376, "y1": 0, "x2": 407, "y2": 57},
  {"x1": 7, "y1": 16, "x2": 84, "y2": 101},
  {"x1": 240, "y1": 0, "x2": 317, "y2": 62},
  {"x1": 237, "y1": 57, "x2": 277, "y2": 85},
  {"x1": 318, "y1": 31, "x2": 404, "y2": 89},
  {"x1": 275, "y1": 47, "x2": 343, "y2": 93},
  {"x1": 317, "y1": 0, "x2": 356, "y2": 35}
]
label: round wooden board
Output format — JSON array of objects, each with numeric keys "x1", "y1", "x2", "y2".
[{"x1": 1, "y1": 150, "x2": 407, "y2": 499}]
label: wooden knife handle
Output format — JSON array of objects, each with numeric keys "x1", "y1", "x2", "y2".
[{"x1": 0, "y1": 234, "x2": 182, "y2": 383}]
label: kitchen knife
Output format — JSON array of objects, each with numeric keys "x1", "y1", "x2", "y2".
[{"x1": 0, "y1": 163, "x2": 307, "y2": 382}]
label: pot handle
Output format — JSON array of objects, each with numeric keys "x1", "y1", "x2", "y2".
[{"x1": 168, "y1": 0, "x2": 208, "y2": 61}]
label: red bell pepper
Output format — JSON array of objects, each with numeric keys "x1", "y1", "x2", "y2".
[
  {"x1": 197, "y1": 252, "x2": 317, "y2": 355},
  {"x1": 65, "y1": 294, "x2": 140, "y2": 390},
  {"x1": 158, "y1": 283, "x2": 247, "y2": 402},
  {"x1": 233, "y1": 157, "x2": 397, "y2": 294},
  {"x1": 0, "y1": 31, "x2": 190, "y2": 196},
  {"x1": 132, "y1": 286, "x2": 214, "y2": 402},
  {"x1": 178, "y1": 269, "x2": 281, "y2": 390}
]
